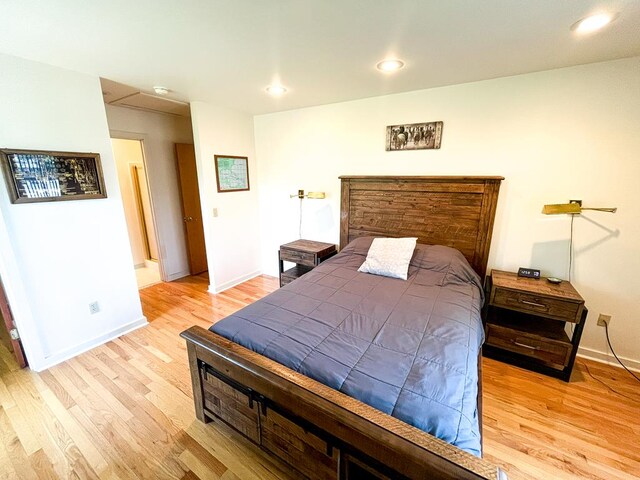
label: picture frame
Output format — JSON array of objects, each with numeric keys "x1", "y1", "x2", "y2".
[
  {"x1": 214, "y1": 155, "x2": 250, "y2": 193},
  {"x1": 385, "y1": 121, "x2": 444, "y2": 151},
  {"x1": 0, "y1": 148, "x2": 107, "y2": 204}
]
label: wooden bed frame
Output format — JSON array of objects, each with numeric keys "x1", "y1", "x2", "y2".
[{"x1": 182, "y1": 176, "x2": 505, "y2": 480}]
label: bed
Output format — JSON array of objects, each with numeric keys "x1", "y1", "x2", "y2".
[{"x1": 181, "y1": 176, "x2": 505, "y2": 480}]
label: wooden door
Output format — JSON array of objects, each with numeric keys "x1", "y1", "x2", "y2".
[
  {"x1": 175, "y1": 143, "x2": 208, "y2": 275},
  {"x1": 0, "y1": 278, "x2": 27, "y2": 368}
]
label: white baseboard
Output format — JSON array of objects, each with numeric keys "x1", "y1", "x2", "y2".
[
  {"x1": 165, "y1": 269, "x2": 191, "y2": 281},
  {"x1": 577, "y1": 346, "x2": 640, "y2": 373},
  {"x1": 208, "y1": 270, "x2": 262, "y2": 294},
  {"x1": 32, "y1": 317, "x2": 148, "y2": 372}
]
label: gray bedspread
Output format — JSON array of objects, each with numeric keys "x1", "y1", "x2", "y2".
[{"x1": 211, "y1": 237, "x2": 485, "y2": 456}]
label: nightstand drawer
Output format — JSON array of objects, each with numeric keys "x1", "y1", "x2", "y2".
[
  {"x1": 492, "y1": 287, "x2": 581, "y2": 322},
  {"x1": 280, "y1": 248, "x2": 316, "y2": 266},
  {"x1": 486, "y1": 323, "x2": 572, "y2": 367}
]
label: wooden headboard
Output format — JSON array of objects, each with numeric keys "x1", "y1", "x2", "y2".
[{"x1": 339, "y1": 176, "x2": 503, "y2": 279}]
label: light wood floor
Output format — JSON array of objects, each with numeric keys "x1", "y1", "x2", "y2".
[{"x1": 0, "y1": 274, "x2": 638, "y2": 480}]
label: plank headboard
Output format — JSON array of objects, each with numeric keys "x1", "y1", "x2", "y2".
[{"x1": 339, "y1": 176, "x2": 503, "y2": 279}]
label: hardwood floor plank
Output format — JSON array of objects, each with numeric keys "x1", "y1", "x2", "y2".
[
  {"x1": 2, "y1": 378, "x2": 43, "y2": 456},
  {"x1": 92, "y1": 351, "x2": 151, "y2": 395},
  {"x1": 0, "y1": 405, "x2": 38, "y2": 480},
  {"x1": 219, "y1": 470, "x2": 241, "y2": 480},
  {"x1": 104, "y1": 341, "x2": 133, "y2": 362},
  {"x1": 178, "y1": 449, "x2": 224, "y2": 480},
  {"x1": 33, "y1": 381, "x2": 113, "y2": 480},
  {"x1": 38, "y1": 370, "x2": 76, "y2": 410},
  {"x1": 16, "y1": 369, "x2": 103, "y2": 480},
  {"x1": 66, "y1": 405, "x2": 139, "y2": 480},
  {"x1": 175, "y1": 431, "x2": 228, "y2": 478},
  {"x1": 67, "y1": 356, "x2": 134, "y2": 423},
  {"x1": 28, "y1": 448, "x2": 59, "y2": 480},
  {"x1": 0, "y1": 274, "x2": 638, "y2": 480},
  {"x1": 482, "y1": 356, "x2": 640, "y2": 479},
  {"x1": 179, "y1": 470, "x2": 201, "y2": 480},
  {"x1": 0, "y1": 375, "x2": 16, "y2": 409},
  {"x1": 186, "y1": 418, "x2": 296, "y2": 480},
  {"x1": 60, "y1": 368, "x2": 159, "y2": 479}
]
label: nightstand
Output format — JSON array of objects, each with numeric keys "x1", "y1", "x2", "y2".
[
  {"x1": 278, "y1": 239, "x2": 337, "y2": 287},
  {"x1": 482, "y1": 270, "x2": 587, "y2": 381}
]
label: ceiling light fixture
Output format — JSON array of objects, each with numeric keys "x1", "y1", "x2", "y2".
[
  {"x1": 266, "y1": 85, "x2": 287, "y2": 96},
  {"x1": 153, "y1": 86, "x2": 170, "y2": 95},
  {"x1": 376, "y1": 59, "x2": 405, "y2": 73},
  {"x1": 572, "y1": 13, "x2": 616, "y2": 34}
]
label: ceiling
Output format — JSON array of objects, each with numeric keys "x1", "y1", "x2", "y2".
[
  {"x1": 1, "y1": 1, "x2": 639, "y2": 115},
  {"x1": 101, "y1": 78, "x2": 191, "y2": 117}
]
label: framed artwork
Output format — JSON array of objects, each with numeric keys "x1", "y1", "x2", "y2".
[
  {"x1": 385, "y1": 121, "x2": 444, "y2": 151},
  {"x1": 214, "y1": 155, "x2": 250, "y2": 192},
  {"x1": 0, "y1": 148, "x2": 107, "y2": 204}
]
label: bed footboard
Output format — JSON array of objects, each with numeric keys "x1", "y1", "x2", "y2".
[{"x1": 181, "y1": 326, "x2": 506, "y2": 480}]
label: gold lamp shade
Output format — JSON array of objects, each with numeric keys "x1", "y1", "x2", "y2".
[
  {"x1": 306, "y1": 191, "x2": 326, "y2": 199},
  {"x1": 542, "y1": 203, "x2": 617, "y2": 215},
  {"x1": 290, "y1": 189, "x2": 326, "y2": 199}
]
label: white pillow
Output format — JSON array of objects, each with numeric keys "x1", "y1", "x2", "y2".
[{"x1": 357, "y1": 237, "x2": 417, "y2": 280}]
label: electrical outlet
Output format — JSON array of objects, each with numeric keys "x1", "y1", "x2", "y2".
[
  {"x1": 89, "y1": 301, "x2": 100, "y2": 315},
  {"x1": 597, "y1": 313, "x2": 611, "y2": 327},
  {"x1": 569, "y1": 199, "x2": 583, "y2": 206}
]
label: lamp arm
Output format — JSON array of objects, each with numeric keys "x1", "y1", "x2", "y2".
[{"x1": 581, "y1": 207, "x2": 617, "y2": 213}]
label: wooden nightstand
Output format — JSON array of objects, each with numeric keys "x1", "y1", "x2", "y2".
[
  {"x1": 278, "y1": 239, "x2": 337, "y2": 287},
  {"x1": 482, "y1": 270, "x2": 587, "y2": 381}
]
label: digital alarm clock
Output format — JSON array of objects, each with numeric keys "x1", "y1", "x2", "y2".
[{"x1": 517, "y1": 267, "x2": 541, "y2": 279}]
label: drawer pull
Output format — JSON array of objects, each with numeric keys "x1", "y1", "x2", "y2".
[
  {"x1": 520, "y1": 300, "x2": 546, "y2": 308},
  {"x1": 514, "y1": 341, "x2": 538, "y2": 350}
]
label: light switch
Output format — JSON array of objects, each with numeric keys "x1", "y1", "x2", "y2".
[{"x1": 213, "y1": 208, "x2": 218, "y2": 217}]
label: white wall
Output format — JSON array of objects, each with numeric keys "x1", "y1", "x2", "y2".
[
  {"x1": 190, "y1": 102, "x2": 261, "y2": 292},
  {"x1": 112, "y1": 138, "x2": 148, "y2": 266},
  {"x1": 254, "y1": 56, "x2": 640, "y2": 367},
  {"x1": 105, "y1": 105, "x2": 193, "y2": 280},
  {"x1": 0, "y1": 53, "x2": 146, "y2": 371}
]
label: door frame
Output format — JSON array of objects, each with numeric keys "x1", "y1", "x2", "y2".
[
  {"x1": 0, "y1": 276, "x2": 27, "y2": 368},
  {"x1": 129, "y1": 163, "x2": 158, "y2": 261},
  {"x1": 110, "y1": 131, "x2": 167, "y2": 281}
]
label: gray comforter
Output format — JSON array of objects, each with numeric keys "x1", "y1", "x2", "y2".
[{"x1": 211, "y1": 237, "x2": 485, "y2": 456}]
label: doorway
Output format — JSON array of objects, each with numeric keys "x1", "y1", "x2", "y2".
[
  {"x1": 0, "y1": 278, "x2": 27, "y2": 369},
  {"x1": 111, "y1": 138, "x2": 162, "y2": 288}
]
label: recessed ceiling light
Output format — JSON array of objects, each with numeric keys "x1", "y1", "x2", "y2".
[
  {"x1": 153, "y1": 86, "x2": 170, "y2": 95},
  {"x1": 266, "y1": 85, "x2": 287, "y2": 96},
  {"x1": 572, "y1": 13, "x2": 616, "y2": 34},
  {"x1": 376, "y1": 59, "x2": 405, "y2": 72}
]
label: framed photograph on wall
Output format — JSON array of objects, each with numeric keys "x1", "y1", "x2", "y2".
[
  {"x1": 385, "y1": 121, "x2": 444, "y2": 151},
  {"x1": 0, "y1": 148, "x2": 107, "y2": 204},
  {"x1": 214, "y1": 155, "x2": 250, "y2": 192}
]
